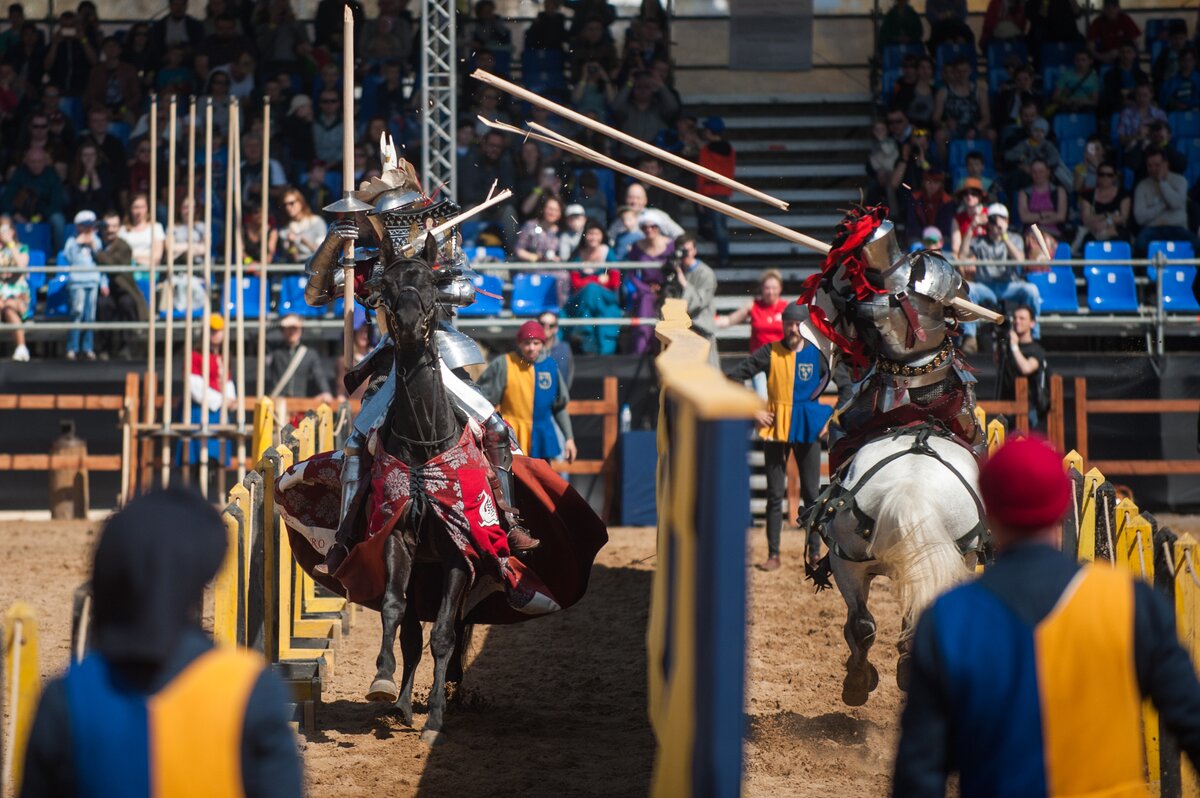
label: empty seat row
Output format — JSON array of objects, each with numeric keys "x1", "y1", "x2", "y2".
[{"x1": 1029, "y1": 240, "x2": 1198, "y2": 314}]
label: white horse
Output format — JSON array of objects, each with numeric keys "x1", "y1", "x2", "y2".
[{"x1": 810, "y1": 425, "x2": 986, "y2": 706}]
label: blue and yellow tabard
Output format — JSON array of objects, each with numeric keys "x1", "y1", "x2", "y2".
[
  {"x1": 760, "y1": 341, "x2": 832, "y2": 444},
  {"x1": 64, "y1": 647, "x2": 265, "y2": 798},
  {"x1": 499, "y1": 352, "x2": 562, "y2": 460},
  {"x1": 930, "y1": 564, "x2": 1145, "y2": 798}
]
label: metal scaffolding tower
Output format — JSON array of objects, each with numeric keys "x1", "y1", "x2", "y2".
[{"x1": 421, "y1": 0, "x2": 457, "y2": 200}]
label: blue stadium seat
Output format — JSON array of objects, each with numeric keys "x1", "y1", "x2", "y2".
[
  {"x1": 948, "y1": 139, "x2": 993, "y2": 171},
  {"x1": 936, "y1": 42, "x2": 977, "y2": 77},
  {"x1": 1144, "y1": 18, "x2": 1187, "y2": 53},
  {"x1": 223, "y1": 276, "x2": 263, "y2": 320},
  {"x1": 1058, "y1": 137, "x2": 1087, "y2": 169},
  {"x1": 277, "y1": 275, "x2": 325, "y2": 318},
  {"x1": 59, "y1": 96, "x2": 84, "y2": 130},
  {"x1": 136, "y1": 278, "x2": 151, "y2": 302},
  {"x1": 458, "y1": 221, "x2": 486, "y2": 248},
  {"x1": 521, "y1": 49, "x2": 567, "y2": 93},
  {"x1": 456, "y1": 273, "x2": 503, "y2": 317},
  {"x1": 510, "y1": 273, "x2": 560, "y2": 316},
  {"x1": 1041, "y1": 41, "x2": 1082, "y2": 67},
  {"x1": 1161, "y1": 266, "x2": 1199, "y2": 311},
  {"x1": 44, "y1": 274, "x2": 71, "y2": 318},
  {"x1": 1053, "y1": 113, "x2": 1097, "y2": 142},
  {"x1": 324, "y1": 170, "x2": 343, "y2": 196},
  {"x1": 1085, "y1": 266, "x2": 1139, "y2": 312},
  {"x1": 1053, "y1": 242, "x2": 1072, "y2": 260},
  {"x1": 988, "y1": 64, "x2": 1011, "y2": 94},
  {"x1": 17, "y1": 223, "x2": 51, "y2": 256},
  {"x1": 1085, "y1": 239, "x2": 1132, "y2": 264},
  {"x1": 107, "y1": 121, "x2": 132, "y2": 148},
  {"x1": 1028, "y1": 267, "x2": 1080, "y2": 313},
  {"x1": 881, "y1": 43, "x2": 924, "y2": 70},
  {"x1": 1146, "y1": 239, "x2": 1195, "y2": 280},
  {"x1": 1168, "y1": 110, "x2": 1200, "y2": 138},
  {"x1": 882, "y1": 67, "x2": 901, "y2": 102},
  {"x1": 1042, "y1": 65, "x2": 1062, "y2": 95},
  {"x1": 25, "y1": 250, "x2": 46, "y2": 292},
  {"x1": 466, "y1": 246, "x2": 507, "y2": 264},
  {"x1": 987, "y1": 40, "x2": 1028, "y2": 67}
]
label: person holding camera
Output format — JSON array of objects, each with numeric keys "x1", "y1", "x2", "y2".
[
  {"x1": 667, "y1": 233, "x2": 718, "y2": 366},
  {"x1": 61, "y1": 210, "x2": 109, "y2": 361},
  {"x1": 997, "y1": 304, "x2": 1046, "y2": 430}
]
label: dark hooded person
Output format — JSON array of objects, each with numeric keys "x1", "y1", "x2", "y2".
[{"x1": 20, "y1": 489, "x2": 303, "y2": 798}]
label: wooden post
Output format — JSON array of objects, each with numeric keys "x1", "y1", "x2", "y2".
[
  {"x1": 986, "y1": 418, "x2": 1006, "y2": 455},
  {"x1": 232, "y1": 101, "x2": 247, "y2": 483},
  {"x1": 973, "y1": 405, "x2": 987, "y2": 435},
  {"x1": 144, "y1": 95, "x2": 159, "y2": 490},
  {"x1": 214, "y1": 484, "x2": 249, "y2": 645},
  {"x1": 316, "y1": 404, "x2": 334, "y2": 453},
  {"x1": 160, "y1": 94, "x2": 179, "y2": 489},
  {"x1": 1047, "y1": 374, "x2": 1064, "y2": 451},
  {"x1": 1014, "y1": 378, "x2": 1029, "y2": 435},
  {"x1": 602, "y1": 375, "x2": 618, "y2": 523},
  {"x1": 257, "y1": 97, "x2": 270, "y2": 399},
  {"x1": 1077, "y1": 467, "x2": 1103, "y2": 562},
  {"x1": 1075, "y1": 376, "x2": 1089, "y2": 464},
  {"x1": 219, "y1": 99, "x2": 239, "y2": 495},
  {"x1": 2, "y1": 603, "x2": 39, "y2": 795},
  {"x1": 199, "y1": 99, "x2": 215, "y2": 495},
  {"x1": 252, "y1": 397, "x2": 276, "y2": 463},
  {"x1": 258, "y1": 449, "x2": 281, "y2": 662},
  {"x1": 1173, "y1": 534, "x2": 1200, "y2": 795},
  {"x1": 182, "y1": 95, "x2": 198, "y2": 480}
]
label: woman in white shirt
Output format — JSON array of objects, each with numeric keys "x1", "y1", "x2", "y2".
[
  {"x1": 279, "y1": 189, "x2": 328, "y2": 262},
  {"x1": 118, "y1": 193, "x2": 165, "y2": 281}
]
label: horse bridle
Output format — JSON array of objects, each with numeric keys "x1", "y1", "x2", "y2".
[{"x1": 384, "y1": 283, "x2": 457, "y2": 450}]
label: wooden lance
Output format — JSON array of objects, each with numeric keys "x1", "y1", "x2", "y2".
[
  {"x1": 199, "y1": 98, "x2": 215, "y2": 493},
  {"x1": 159, "y1": 94, "x2": 179, "y2": 489},
  {"x1": 182, "y1": 96, "x2": 197, "y2": 457}
]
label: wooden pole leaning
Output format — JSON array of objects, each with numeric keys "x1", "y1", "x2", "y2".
[
  {"x1": 471, "y1": 68, "x2": 789, "y2": 211},
  {"x1": 182, "y1": 96, "x2": 198, "y2": 473},
  {"x1": 143, "y1": 94, "x2": 159, "y2": 490},
  {"x1": 233, "y1": 102, "x2": 248, "y2": 483},
  {"x1": 258, "y1": 97, "x2": 270, "y2": 398},
  {"x1": 160, "y1": 94, "x2": 179, "y2": 489},
  {"x1": 219, "y1": 99, "x2": 239, "y2": 496},
  {"x1": 199, "y1": 99, "x2": 216, "y2": 496}
]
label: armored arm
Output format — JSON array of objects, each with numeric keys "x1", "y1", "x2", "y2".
[{"x1": 304, "y1": 219, "x2": 359, "y2": 306}]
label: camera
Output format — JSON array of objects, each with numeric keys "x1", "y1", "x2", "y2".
[{"x1": 660, "y1": 250, "x2": 686, "y2": 301}]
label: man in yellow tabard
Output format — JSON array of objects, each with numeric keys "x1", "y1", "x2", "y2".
[
  {"x1": 477, "y1": 320, "x2": 577, "y2": 464},
  {"x1": 20, "y1": 490, "x2": 302, "y2": 798},
  {"x1": 893, "y1": 437, "x2": 1200, "y2": 797}
]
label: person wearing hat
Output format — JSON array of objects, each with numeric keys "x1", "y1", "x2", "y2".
[
  {"x1": 476, "y1": 320, "x2": 577, "y2": 464},
  {"x1": 904, "y1": 170, "x2": 955, "y2": 250},
  {"x1": 20, "y1": 489, "x2": 303, "y2": 798},
  {"x1": 893, "y1": 436, "x2": 1200, "y2": 797},
  {"x1": 556, "y1": 202, "x2": 589, "y2": 261},
  {"x1": 729, "y1": 302, "x2": 832, "y2": 572},
  {"x1": 696, "y1": 115, "x2": 735, "y2": 269},
  {"x1": 948, "y1": 176, "x2": 988, "y2": 259},
  {"x1": 265, "y1": 314, "x2": 334, "y2": 404},
  {"x1": 61, "y1": 209, "x2": 110, "y2": 360},
  {"x1": 961, "y1": 201, "x2": 1042, "y2": 326}
]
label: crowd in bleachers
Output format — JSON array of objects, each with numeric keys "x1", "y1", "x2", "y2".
[
  {"x1": 0, "y1": 0, "x2": 740, "y2": 362},
  {"x1": 872, "y1": 0, "x2": 1200, "y2": 263}
]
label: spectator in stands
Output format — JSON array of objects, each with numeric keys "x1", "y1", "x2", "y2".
[
  {"x1": 999, "y1": 97, "x2": 1042, "y2": 153},
  {"x1": 612, "y1": 70, "x2": 680, "y2": 163},
  {"x1": 212, "y1": 50, "x2": 256, "y2": 99},
  {"x1": 95, "y1": 210, "x2": 143, "y2": 360},
  {"x1": 1132, "y1": 150, "x2": 1198, "y2": 255},
  {"x1": 671, "y1": 233, "x2": 719, "y2": 365},
  {"x1": 241, "y1": 205, "x2": 278, "y2": 271},
  {"x1": 519, "y1": 164, "x2": 564, "y2": 222},
  {"x1": 4, "y1": 21, "x2": 46, "y2": 90},
  {"x1": 962, "y1": 201, "x2": 1042, "y2": 322},
  {"x1": 886, "y1": 106, "x2": 914, "y2": 149},
  {"x1": 627, "y1": 209, "x2": 675, "y2": 354},
  {"x1": 728, "y1": 302, "x2": 830, "y2": 572},
  {"x1": 932, "y1": 56, "x2": 993, "y2": 143},
  {"x1": 298, "y1": 159, "x2": 333, "y2": 216},
  {"x1": 1024, "y1": 0, "x2": 1083, "y2": 57},
  {"x1": 514, "y1": 195, "x2": 564, "y2": 263},
  {"x1": 572, "y1": 58, "x2": 617, "y2": 118},
  {"x1": 314, "y1": 0, "x2": 364, "y2": 54},
  {"x1": 1087, "y1": 0, "x2": 1140, "y2": 64},
  {"x1": 1, "y1": 147, "x2": 67, "y2": 252},
  {"x1": 526, "y1": 0, "x2": 568, "y2": 52},
  {"x1": 1160, "y1": 47, "x2": 1200, "y2": 111},
  {"x1": 0, "y1": 214, "x2": 30, "y2": 362},
  {"x1": 312, "y1": 90, "x2": 344, "y2": 169},
  {"x1": 565, "y1": 221, "x2": 622, "y2": 355},
  {"x1": 956, "y1": 150, "x2": 997, "y2": 195},
  {"x1": 155, "y1": 43, "x2": 195, "y2": 95},
  {"x1": 121, "y1": 21, "x2": 153, "y2": 77},
  {"x1": 469, "y1": 85, "x2": 512, "y2": 139},
  {"x1": 538, "y1": 310, "x2": 574, "y2": 389},
  {"x1": 152, "y1": 0, "x2": 204, "y2": 59},
  {"x1": 241, "y1": 131, "x2": 287, "y2": 207},
  {"x1": 714, "y1": 268, "x2": 788, "y2": 393},
  {"x1": 693, "y1": 116, "x2": 735, "y2": 269},
  {"x1": 566, "y1": 0, "x2": 616, "y2": 39},
  {"x1": 266, "y1": 314, "x2": 334, "y2": 402},
  {"x1": 1118, "y1": 81, "x2": 1169, "y2": 151},
  {"x1": 85, "y1": 36, "x2": 141, "y2": 123},
  {"x1": 1153, "y1": 20, "x2": 1190, "y2": 88},
  {"x1": 1077, "y1": 162, "x2": 1131, "y2": 250},
  {"x1": 950, "y1": 177, "x2": 989, "y2": 257},
  {"x1": 45, "y1": 11, "x2": 97, "y2": 97},
  {"x1": 171, "y1": 196, "x2": 208, "y2": 265},
  {"x1": 867, "y1": 118, "x2": 901, "y2": 208},
  {"x1": 514, "y1": 140, "x2": 548, "y2": 210},
  {"x1": 878, "y1": 0, "x2": 923, "y2": 50},
  {"x1": 1050, "y1": 49, "x2": 1100, "y2": 113},
  {"x1": 280, "y1": 188, "x2": 327, "y2": 263},
  {"x1": 895, "y1": 56, "x2": 937, "y2": 128},
  {"x1": 891, "y1": 126, "x2": 937, "y2": 214},
  {"x1": 1072, "y1": 134, "x2": 1107, "y2": 192},
  {"x1": 572, "y1": 170, "x2": 610, "y2": 226},
  {"x1": 203, "y1": 70, "x2": 233, "y2": 136},
  {"x1": 459, "y1": 130, "x2": 517, "y2": 238},
  {"x1": 570, "y1": 17, "x2": 619, "y2": 84},
  {"x1": 1101, "y1": 42, "x2": 1148, "y2": 117},
  {"x1": 254, "y1": 0, "x2": 310, "y2": 74},
  {"x1": 18, "y1": 111, "x2": 68, "y2": 178},
  {"x1": 610, "y1": 205, "x2": 644, "y2": 259},
  {"x1": 997, "y1": 305, "x2": 1047, "y2": 429},
  {"x1": 980, "y1": 0, "x2": 1026, "y2": 48},
  {"x1": 68, "y1": 141, "x2": 116, "y2": 216},
  {"x1": 200, "y1": 13, "x2": 250, "y2": 69},
  {"x1": 1017, "y1": 158, "x2": 1069, "y2": 238},
  {"x1": 921, "y1": 226, "x2": 946, "y2": 251},
  {"x1": 926, "y1": 0, "x2": 974, "y2": 54},
  {"x1": 370, "y1": 60, "x2": 408, "y2": 131},
  {"x1": 281, "y1": 95, "x2": 316, "y2": 171},
  {"x1": 619, "y1": 181, "x2": 683, "y2": 238},
  {"x1": 1004, "y1": 116, "x2": 1071, "y2": 192},
  {"x1": 463, "y1": 0, "x2": 511, "y2": 54},
  {"x1": 62, "y1": 210, "x2": 108, "y2": 361},
  {"x1": 0, "y1": 4, "x2": 25, "y2": 59},
  {"x1": 1125, "y1": 120, "x2": 1187, "y2": 187},
  {"x1": 556, "y1": 203, "x2": 588, "y2": 261},
  {"x1": 616, "y1": 18, "x2": 667, "y2": 85},
  {"x1": 119, "y1": 193, "x2": 165, "y2": 280},
  {"x1": 905, "y1": 170, "x2": 956, "y2": 247}
]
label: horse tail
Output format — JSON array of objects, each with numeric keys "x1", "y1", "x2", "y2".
[{"x1": 873, "y1": 486, "x2": 970, "y2": 639}]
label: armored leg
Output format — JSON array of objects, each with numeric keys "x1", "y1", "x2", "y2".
[
  {"x1": 483, "y1": 413, "x2": 540, "y2": 552},
  {"x1": 315, "y1": 430, "x2": 369, "y2": 575}
]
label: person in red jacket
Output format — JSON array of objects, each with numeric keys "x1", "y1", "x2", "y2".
[{"x1": 695, "y1": 116, "x2": 735, "y2": 268}]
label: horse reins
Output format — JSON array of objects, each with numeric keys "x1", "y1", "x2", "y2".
[{"x1": 386, "y1": 285, "x2": 458, "y2": 451}]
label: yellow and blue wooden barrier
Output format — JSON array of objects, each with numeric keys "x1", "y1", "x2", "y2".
[
  {"x1": 648, "y1": 299, "x2": 762, "y2": 797},
  {"x1": 1, "y1": 602, "x2": 39, "y2": 796}
]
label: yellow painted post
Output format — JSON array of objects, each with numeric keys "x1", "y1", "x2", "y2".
[
  {"x1": 1175, "y1": 534, "x2": 1200, "y2": 796},
  {"x1": 1063, "y1": 449, "x2": 1084, "y2": 474},
  {"x1": 986, "y1": 418, "x2": 1006, "y2": 455},
  {"x1": 1114, "y1": 499, "x2": 1140, "y2": 573},
  {"x1": 213, "y1": 483, "x2": 249, "y2": 645},
  {"x1": 252, "y1": 397, "x2": 275, "y2": 463},
  {"x1": 316, "y1": 403, "x2": 334, "y2": 453},
  {"x1": 1077, "y1": 468, "x2": 1103, "y2": 562},
  {"x1": 973, "y1": 405, "x2": 987, "y2": 434},
  {"x1": 3, "y1": 603, "x2": 40, "y2": 795}
]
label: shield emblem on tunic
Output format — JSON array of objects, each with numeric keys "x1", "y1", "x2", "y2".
[
  {"x1": 537, "y1": 372, "x2": 553, "y2": 390},
  {"x1": 798, "y1": 363, "x2": 813, "y2": 381}
]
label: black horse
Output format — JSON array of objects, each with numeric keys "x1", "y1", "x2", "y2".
[{"x1": 364, "y1": 245, "x2": 472, "y2": 745}]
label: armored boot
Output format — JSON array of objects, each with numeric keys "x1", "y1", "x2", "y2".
[
  {"x1": 484, "y1": 414, "x2": 540, "y2": 552},
  {"x1": 316, "y1": 435, "x2": 367, "y2": 576}
]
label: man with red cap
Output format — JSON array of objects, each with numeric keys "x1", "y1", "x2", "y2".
[
  {"x1": 893, "y1": 436, "x2": 1200, "y2": 797},
  {"x1": 477, "y1": 320, "x2": 577, "y2": 464}
]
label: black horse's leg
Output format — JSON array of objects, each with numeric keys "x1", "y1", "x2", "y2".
[
  {"x1": 446, "y1": 622, "x2": 473, "y2": 687},
  {"x1": 421, "y1": 557, "x2": 468, "y2": 745},
  {"x1": 368, "y1": 531, "x2": 413, "y2": 702},
  {"x1": 396, "y1": 610, "x2": 423, "y2": 726}
]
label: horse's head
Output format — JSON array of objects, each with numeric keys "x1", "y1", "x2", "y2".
[{"x1": 378, "y1": 237, "x2": 442, "y2": 353}]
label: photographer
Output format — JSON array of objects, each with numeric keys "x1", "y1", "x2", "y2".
[
  {"x1": 996, "y1": 304, "x2": 1047, "y2": 431},
  {"x1": 667, "y1": 233, "x2": 718, "y2": 366}
]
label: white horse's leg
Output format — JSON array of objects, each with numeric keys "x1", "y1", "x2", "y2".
[{"x1": 830, "y1": 554, "x2": 881, "y2": 706}]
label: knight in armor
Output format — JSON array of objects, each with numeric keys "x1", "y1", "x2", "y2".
[
  {"x1": 302, "y1": 136, "x2": 540, "y2": 577},
  {"x1": 799, "y1": 206, "x2": 986, "y2": 473}
]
